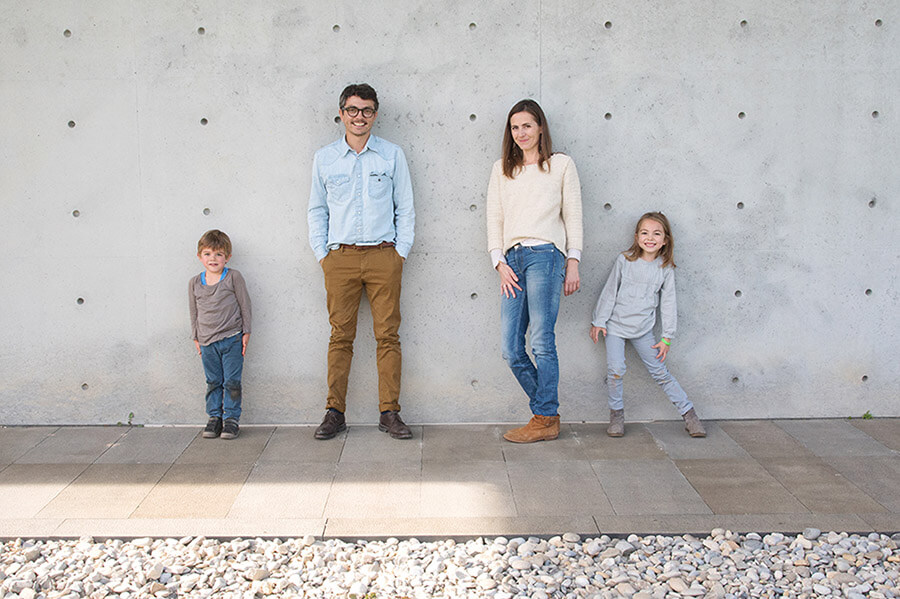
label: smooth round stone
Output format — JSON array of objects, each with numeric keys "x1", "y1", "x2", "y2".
[
  {"x1": 813, "y1": 583, "x2": 832, "y2": 595},
  {"x1": 563, "y1": 533, "x2": 581, "y2": 543},
  {"x1": 509, "y1": 558, "x2": 530, "y2": 571}
]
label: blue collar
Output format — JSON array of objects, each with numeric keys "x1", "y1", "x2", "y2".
[{"x1": 201, "y1": 267, "x2": 228, "y2": 285}]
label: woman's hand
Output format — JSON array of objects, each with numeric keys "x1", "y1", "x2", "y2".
[
  {"x1": 590, "y1": 326, "x2": 606, "y2": 344},
  {"x1": 652, "y1": 338, "x2": 670, "y2": 361},
  {"x1": 564, "y1": 259, "x2": 580, "y2": 296},
  {"x1": 496, "y1": 262, "x2": 522, "y2": 299}
]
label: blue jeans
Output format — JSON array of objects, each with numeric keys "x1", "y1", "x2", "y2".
[
  {"x1": 501, "y1": 244, "x2": 566, "y2": 416},
  {"x1": 604, "y1": 330, "x2": 692, "y2": 414},
  {"x1": 201, "y1": 334, "x2": 243, "y2": 421}
]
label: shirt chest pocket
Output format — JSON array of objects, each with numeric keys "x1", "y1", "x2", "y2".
[
  {"x1": 325, "y1": 174, "x2": 352, "y2": 203},
  {"x1": 367, "y1": 172, "x2": 392, "y2": 200},
  {"x1": 622, "y1": 272, "x2": 661, "y2": 302}
]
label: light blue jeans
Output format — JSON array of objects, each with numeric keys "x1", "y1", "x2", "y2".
[
  {"x1": 501, "y1": 244, "x2": 566, "y2": 417},
  {"x1": 201, "y1": 334, "x2": 243, "y2": 421},
  {"x1": 605, "y1": 330, "x2": 692, "y2": 415}
]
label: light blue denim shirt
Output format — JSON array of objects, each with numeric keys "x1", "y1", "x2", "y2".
[{"x1": 308, "y1": 134, "x2": 415, "y2": 262}]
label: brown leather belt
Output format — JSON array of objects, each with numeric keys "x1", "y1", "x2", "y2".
[{"x1": 338, "y1": 242, "x2": 395, "y2": 250}]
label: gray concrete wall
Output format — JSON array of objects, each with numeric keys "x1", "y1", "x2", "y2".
[{"x1": 1, "y1": 1, "x2": 897, "y2": 425}]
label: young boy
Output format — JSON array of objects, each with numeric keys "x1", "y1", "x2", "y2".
[{"x1": 188, "y1": 230, "x2": 252, "y2": 439}]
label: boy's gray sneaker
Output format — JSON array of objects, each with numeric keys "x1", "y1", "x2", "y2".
[
  {"x1": 202, "y1": 417, "x2": 223, "y2": 438},
  {"x1": 221, "y1": 418, "x2": 240, "y2": 440}
]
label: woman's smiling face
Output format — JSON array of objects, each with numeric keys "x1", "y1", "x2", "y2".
[{"x1": 509, "y1": 111, "x2": 541, "y2": 155}]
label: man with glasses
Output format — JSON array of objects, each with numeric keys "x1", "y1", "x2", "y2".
[{"x1": 308, "y1": 83, "x2": 415, "y2": 440}]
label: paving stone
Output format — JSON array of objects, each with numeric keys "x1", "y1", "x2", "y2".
[
  {"x1": 675, "y1": 458, "x2": 808, "y2": 514},
  {"x1": 823, "y1": 456, "x2": 900, "y2": 512},
  {"x1": 256, "y1": 426, "x2": 346, "y2": 463},
  {"x1": 501, "y1": 426, "x2": 587, "y2": 462},
  {"x1": 421, "y1": 425, "x2": 505, "y2": 462},
  {"x1": 338, "y1": 425, "x2": 423, "y2": 465},
  {"x1": 131, "y1": 462, "x2": 253, "y2": 518},
  {"x1": 569, "y1": 423, "x2": 666, "y2": 460},
  {"x1": 228, "y1": 462, "x2": 336, "y2": 518},
  {"x1": 14, "y1": 426, "x2": 126, "y2": 464},
  {"x1": 95, "y1": 426, "x2": 198, "y2": 463},
  {"x1": 847, "y1": 418, "x2": 900, "y2": 451},
  {"x1": 36, "y1": 463, "x2": 168, "y2": 518},
  {"x1": 174, "y1": 426, "x2": 275, "y2": 465},
  {"x1": 718, "y1": 420, "x2": 816, "y2": 459},
  {"x1": 0, "y1": 426, "x2": 57, "y2": 466},
  {"x1": 0, "y1": 464, "x2": 88, "y2": 517},
  {"x1": 421, "y1": 460, "x2": 516, "y2": 517},
  {"x1": 645, "y1": 421, "x2": 750, "y2": 460},
  {"x1": 776, "y1": 419, "x2": 896, "y2": 457},
  {"x1": 508, "y1": 460, "x2": 614, "y2": 516},
  {"x1": 324, "y1": 462, "x2": 422, "y2": 518},
  {"x1": 592, "y1": 459, "x2": 712, "y2": 515},
  {"x1": 758, "y1": 457, "x2": 888, "y2": 514}
]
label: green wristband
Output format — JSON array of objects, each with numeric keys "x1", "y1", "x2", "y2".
[{"x1": 662, "y1": 338, "x2": 671, "y2": 346}]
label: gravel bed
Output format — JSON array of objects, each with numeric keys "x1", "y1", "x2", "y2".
[{"x1": 2, "y1": 529, "x2": 899, "y2": 598}]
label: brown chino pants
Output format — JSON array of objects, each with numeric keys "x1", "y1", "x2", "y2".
[{"x1": 321, "y1": 244, "x2": 403, "y2": 413}]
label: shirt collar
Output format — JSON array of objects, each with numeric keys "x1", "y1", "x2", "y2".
[{"x1": 339, "y1": 134, "x2": 382, "y2": 157}]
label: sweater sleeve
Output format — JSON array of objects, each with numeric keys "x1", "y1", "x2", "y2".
[
  {"x1": 188, "y1": 277, "x2": 199, "y2": 341},
  {"x1": 560, "y1": 156, "x2": 583, "y2": 253},
  {"x1": 485, "y1": 161, "x2": 504, "y2": 253},
  {"x1": 659, "y1": 267, "x2": 677, "y2": 339},
  {"x1": 592, "y1": 254, "x2": 624, "y2": 327},
  {"x1": 231, "y1": 270, "x2": 253, "y2": 335}
]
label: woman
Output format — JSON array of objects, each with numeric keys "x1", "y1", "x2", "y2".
[{"x1": 486, "y1": 99, "x2": 583, "y2": 443}]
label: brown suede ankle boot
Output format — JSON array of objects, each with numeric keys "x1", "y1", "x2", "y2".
[
  {"x1": 503, "y1": 414, "x2": 560, "y2": 443},
  {"x1": 682, "y1": 408, "x2": 707, "y2": 437}
]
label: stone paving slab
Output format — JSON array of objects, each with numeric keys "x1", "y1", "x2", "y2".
[
  {"x1": 848, "y1": 418, "x2": 900, "y2": 451},
  {"x1": 0, "y1": 426, "x2": 57, "y2": 467},
  {"x1": 591, "y1": 459, "x2": 711, "y2": 515},
  {"x1": 776, "y1": 419, "x2": 896, "y2": 457},
  {"x1": 0, "y1": 420, "x2": 897, "y2": 539}
]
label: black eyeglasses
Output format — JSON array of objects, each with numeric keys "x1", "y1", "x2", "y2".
[{"x1": 342, "y1": 106, "x2": 376, "y2": 118}]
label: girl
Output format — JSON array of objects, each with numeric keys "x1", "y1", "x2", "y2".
[
  {"x1": 487, "y1": 99, "x2": 583, "y2": 443},
  {"x1": 590, "y1": 212, "x2": 706, "y2": 437}
]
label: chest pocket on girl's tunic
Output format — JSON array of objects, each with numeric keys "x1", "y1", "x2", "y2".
[
  {"x1": 623, "y1": 266, "x2": 663, "y2": 303},
  {"x1": 367, "y1": 172, "x2": 393, "y2": 202}
]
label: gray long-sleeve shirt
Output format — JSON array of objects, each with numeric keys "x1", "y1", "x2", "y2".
[
  {"x1": 188, "y1": 268, "x2": 252, "y2": 346},
  {"x1": 591, "y1": 253, "x2": 677, "y2": 340}
]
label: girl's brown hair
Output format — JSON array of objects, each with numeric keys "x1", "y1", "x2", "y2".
[
  {"x1": 624, "y1": 212, "x2": 676, "y2": 268},
  {"x1": 501, "y1": 99, "x2": 553, "y2": 178}
]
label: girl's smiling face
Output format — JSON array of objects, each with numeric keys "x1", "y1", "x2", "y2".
[
  {"x1": 509, "y1": 111, "x2": 542, "y2": 156},
  {"x1": 636, "y1": 219, "x2": 667, "y2": 259}
]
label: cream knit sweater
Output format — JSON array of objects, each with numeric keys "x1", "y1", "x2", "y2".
[{"x1": 486, "y1": 153, "x2": 583, "y2": 255}]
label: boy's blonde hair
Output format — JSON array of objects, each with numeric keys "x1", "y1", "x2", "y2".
[
  {"x1": 197, "y1": 229, "x2": 232, "y2": 256},
  {"x1": 624, "y1": 212, "x2": 676, "y2": 268}
]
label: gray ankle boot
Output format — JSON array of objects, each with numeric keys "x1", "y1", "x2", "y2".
[
  {"x1": 682, "y1": 408, "x2": 706, "y2": 437},
  {"x1": 607, "y1": 409, "x2": 625, "y2": 437}
]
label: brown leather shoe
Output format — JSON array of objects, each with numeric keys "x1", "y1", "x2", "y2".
[
  {"x1": 314, "y1": 410, "x2": 346, "y2": 440},
  {"x1": 379, "y1": 411, "x2": 412, "y2": 439},
  {"x1": 503, "y1": 414, "x2": 560, "y2": 443}
]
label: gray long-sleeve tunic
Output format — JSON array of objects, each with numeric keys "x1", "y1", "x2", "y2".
[
  {"x1": 188, "y1": 268, "x2": 252, "y2": 346},
  {"x1": 591, "y1": 253, "x2": 677, "y2": 340}
]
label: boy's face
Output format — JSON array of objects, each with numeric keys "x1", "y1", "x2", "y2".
[{"x1": 198, "y1": 247, "x2": 231, "y2": 275}]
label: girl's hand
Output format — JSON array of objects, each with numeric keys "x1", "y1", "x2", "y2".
[
  {"x1": 242, "y1": 333, "x2": 250, "y2": 356},
  {"x1": 564, "y1": 259, "x2": 580, "y2": 296},
  {"x1": 652, "y1": 338, "x2": 670, "y2": 361},
  {"x1": 590, "y1": 326, "x2": 606, "y2": 343},
  {"x1": 496, "y1": 262, "x2": 522, "y2": 299},
  {"x1": 194, "y1": 340, "x2": 201, "y2": 355}
]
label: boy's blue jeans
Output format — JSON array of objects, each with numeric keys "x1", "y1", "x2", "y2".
[
  {"x1": 604, "y1": 330, "x2": 692, "y2": 415},
  {"x1": 201, "y1": 334, "x2": 243, "y2": 421},
  {"x1": 500, "y1": 244, "x2": 566, "y2": 417}
]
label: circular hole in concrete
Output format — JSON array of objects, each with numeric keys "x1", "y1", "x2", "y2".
[
  {"x1": 64, "y1": 29, "x2": 72, "y2": 38},
  {"x1": 72, "y1": 209, "x2": 80, "y2": 217},
  {"x1": 603, "y1": 203, "x2": 612, "y2": 210},
  {"x1": 740, "y1": 19, "x2": 748, "y2": 28},
  {"x1": 68, "y1": 120, "x2": 76, "y2": 128},
  {"x1": 200, "y1": 117, "x2": 208, "y2": 125},
  {"x1": 738, "y1": 111, "x2": 746, "y2": 119},
  {"x1": 197, "y1": 26, "x2": 205, "y2": 35},
  {"x1": 604, "y1": 21, "x2": 612, "y2": 29},
  {"x1": 868, "y1": 198, "x2": 876, "y2": 208},
  {"x1": 76, "y1": 297, "x2": 84, "y2": 305},
  {"x1": 737, "y1": 202, "x2": 744, "y2": 209},
  {"x1": 334, "y1": 116, "x2": 341, "y2": 124},
  {"x1": 604, "y1": 112, "x2": 612, "y2": 120},
  {"x1": 861, "y1": 375, "x2": 869, "y2": 382},
  {"x1": 872, "y1": 110, "x2": 880, "y2": 118},
  {"x1": 875, "y1": 19, "x2": 883, "y2": 27},
  {"x1": 469, "y1": 22, "x2": 477, "y2": 30},
  {"x1": 470, "y1": 293, "x2": 478, "y2": 300},
  {"x1": 865, "y1": 288, "x2": 872, "y2": 296},
  {"x1": 734, "y1": 290, "x2": 742, "y2": 297},
  {"x1": 81, "y1": 383, "x2": 89, "y2": 390},
  {"x1": 469, "y1": 204, "x2": 477, "y2": 212},
  {"x1": 732, "y1": 376, "x2": 739, "y2": 383},
  {"x1": 333, "y1": 24, "x2": 341, "y2": 32},
  {"x1": 471, "y1": 379, "x2": 479, "y2": 389},
  {"x1": 469, "y1": 114, "x2": 477, "y2": 122},
  {"x1": 203, "y1": 208, "x2": 211, "y2": 216}
]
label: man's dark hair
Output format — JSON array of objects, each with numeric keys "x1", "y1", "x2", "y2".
[{"x1": 339, "y1": 83, "x2": 379, "y2": 112}]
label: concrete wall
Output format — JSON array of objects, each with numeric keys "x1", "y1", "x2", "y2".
[{"x1": 1, "y1": 1, "x2": 897, "y2": 425}]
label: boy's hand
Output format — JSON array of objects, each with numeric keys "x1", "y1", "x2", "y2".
[
  {"x1": 590, "y1": 326, "x2": 606, "y2": 344},
  {"x1": 242, "y1": 333, "x2": 250, "y2": 356},
  {"x1": 652, "y1": 338, "x2": 670, "y2": 361},
  {"x1": 194, "y1": 340, "x2": 201, "y2": 355}
]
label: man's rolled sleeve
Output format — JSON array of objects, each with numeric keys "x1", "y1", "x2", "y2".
[
  {"x1": 307, "y1": 153, "x2": 330, "y2": 262},
  {"x1": 391, "y1": 147, "x2": 415, "y2": 258}
]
